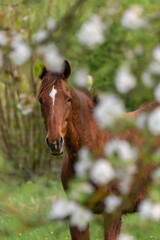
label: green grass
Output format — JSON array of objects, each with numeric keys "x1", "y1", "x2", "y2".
[{"x1": 0, "y1": 178, "x2": 160, "y2": 240}]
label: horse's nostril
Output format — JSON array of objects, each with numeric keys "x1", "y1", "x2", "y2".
[{"x1": 46, "y1": 137, "x2": 50, "y2": 147}]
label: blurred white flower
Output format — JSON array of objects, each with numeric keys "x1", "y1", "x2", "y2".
[
  {"x1": 149, "y1": 61, "x2": 160, "y2": 75},
  {"x1": 107, "y1": 4, "x2": 121, "y2": 16},
  {"x1": 126, "y1": 164, "x2": 138, "y2": 175},
  {"x1": 141, "y1": 71, "x2": 153, "y2": 88},
  {"x1": 0, "y1": 51, "x2": 3, "y2": 68},
  {"x1": 104, "y1": 195, "x2": 122, "y2": 213},
  {"x1": 74, "y1": 69, "x2": 88, "y2": 87},
  {"x1": 119, "y1": 233, "x2": 133, "y2": 240},
  {"x1": 70, "y1": 183, "x2": 94, "y2": 200},
  {"x1": 34, "y1": 29, "x2": 48, "y2": 43},
  {"x1": 118, "y1": 165, "x2": 137, "y2": 194},
  {"x1": 104, "y1": 139, "x2": 137, "y2": 161},
  {"x1": 115, "y1": 66, "x2": 136, "y2": 94},
  {"x1": 38, "y1": 44, "x2": 64, "y2": 72},
  {"x1": 0, "y1": 31, "x2": 8, "y2": 46},
  {"x1": 151, "y1": 167, "x2": 160, "y2": 180},
  {"x1": 49, "y1": 199, "x2": 76, "y2": 219},
  {"x1": 139, "y1": 199, "x2": 160, "y2": 221},
  {"x1": 124, "y1": 49, "x2": 134, "y2": 60},
  {"x1": 153, "y1": 46, "x2": 160, "y2": 63},
  {"x1": 94, "y1": 94, "x2": 125, "y2": 127},
  {"x1": 11, "y1": 34, "x2": 22, "y2": 48},
  {"x1": 138, "y1": 199, "x2": 153, "y2": 219},
  {"x1": 136, "y1": 113, "x2": 148, "y2": 129},
  {"x1": 134, "y1": 45, "x2": 144, "y2": 56},
  {"x1": 151, "y1": 204, "x2": 160, "y2": 221},
  {"x1": 9, "y1": 41, "x2": 31, "y2": 66},
  {"x1": 21, "y1": 108, "x2": 33, "y2": 115},
  {"x1": 46, "y1": 17, "x2": 57, "y2": 31},
  {"x1": 23, "y1": 15, "x2": 29, "y2": 21},
  {"x1": 77, "y1": 14, "x2": 106, "y2": 49},
  {"x1": 75, "y1": 147, "x2": 92, "y2": 177},
  {"x1": 119, "y1": 175, "x2": 133, "y2": 194},
  {"x1": 154, "y1": 82, "x2": 160, "y2": 102},
  {"x1": 121, "y1": 5, "x2": 147, "y2": 30},
  {"x1": 90, "y1": 158, "x2": 115, "y2": 185},
  {"x1": 147, "y1": 107, "x2": 160, "y2": 135},
  {"x1": 70, "y1": 206, "x2": 93, "y2": 230}
]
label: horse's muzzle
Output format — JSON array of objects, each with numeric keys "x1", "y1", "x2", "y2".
[{"x1": 46, "y1": 137, "x2": 64, "y2": 155}]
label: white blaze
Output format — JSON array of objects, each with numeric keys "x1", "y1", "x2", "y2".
[{"x1": 49, "y1": 86, "x2": 57, "y2": 105}]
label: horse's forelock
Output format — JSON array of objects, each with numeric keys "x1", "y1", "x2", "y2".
[{"x1": 38, "y1": 71, "x2": 62, "y2": 98}]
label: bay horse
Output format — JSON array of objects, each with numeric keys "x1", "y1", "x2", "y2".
[{"x1": 38, "y1": 60, "x2": 157, "y2": 240}]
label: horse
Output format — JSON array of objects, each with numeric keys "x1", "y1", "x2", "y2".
[{"x1": 38, "y1": 60, "x2": 157, "y2": 240}]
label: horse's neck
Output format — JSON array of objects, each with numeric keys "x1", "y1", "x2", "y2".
[{"x1": 65, "y1": 90, "x2": 109, "y2": 160}]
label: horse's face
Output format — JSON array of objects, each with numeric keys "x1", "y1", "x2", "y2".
[{"x1": 38, "y1": 60, "x2": 71, "y2": 155}]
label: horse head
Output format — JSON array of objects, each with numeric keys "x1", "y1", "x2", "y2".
[{"x1": 38, "y1": 60, "x2": 71, "y2": 155}]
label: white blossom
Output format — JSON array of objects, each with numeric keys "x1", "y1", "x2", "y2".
[
  {"x1": 0, "y1": 31, "x2": 8, "y2": 46},
  {"x1": 90, "y1": 158, "x2": 115, "y2": 185},
  {"x1": 34, "y1": 29, "x2": 48, "y2": 43},
  {"x1": 147, "y1": 107, "x2": 160, "y2": 135},
  {"x1": 153, "y1": 46, "x2": 160, "y2": 63},
  {"x1": 151, "y1": 204, "x2": 160, "y2": 221},
  {"x1": 70, "y1": 183, "x2": 94, "y2": 200},
  {"x1": 104, "y1": 195, "x2": 122, "y2": 213},
  {"x1": 49, "y1": 199, "x2": 76, "y2": 219},
  {"x1": 104, "y1": 139, "x2": 137, "y2": 161},
  {"x1": 74, "y1": 69, "x2": 88, "y2": 87},
  {"x1": 154, "y1": 82, "x2": 160, "y2": 102},
  {"x1": 70, "y1": 206, "x2": 93, "y2": 230},
  {"x1": 11, "y1": 34, "x2": 22, "y2": 48},
  {"x1": 0, "y1": 51, "x2": 3, "y2": 68},
  {"x1": 49, "y1": 199, "x2": 93, "y2": 229},
  {"x1": 151, "y1": 167, "x2": 160, "y2": 180},
  {"x1": 149, "y1": 61, "x2": 160, "y2": 75},
  {"x1": 9, "y1": 41, "x2": 31, "y2": 66},
  {"x1": 77, "y1": 14, "x2": 105, "y2": 49},
  {"x1": 134, "y1": 45, "x2": 144, "y2": 56},
  {"x1": 21, "y1": 108, "x2": 33, "y2": 115},
  {"x1": 118, "y1": 165, "x2": 137, "y2": 194},
  {"x1": 115, "y1": 66, "x2": 136, "y2": 94},
  {"x1": 74, "y1": 147, "x2": 92, "y2": 177},
  {"x1": 136, "y1": 113, "x2": 148, "y2": 129},
  {"x1": 141, "y1": 71, "x2": 153, "y2": 88},
  {"x1": 139, "y1": 199, "x2": 160, "y2": 221},
  {"x1": 94, "y1": 94, "x2": 125, "y2": 127},
  {"x1": 121, "y1": 5, "x2": 147, "y2": 30},
  {"x1": 38, "y1": 44, "x2": 64, "y2": 72},
  {"x1": 107, "y1": 4, "x2": 121, "y2": 16},
  {"x1": 23, "y1": 15, "x2": 29, "y2": 21},
  {"x1": 119, "y1": 175, "x2": 133, "y2": 194},
  {"x1": 138, "y1": 199, "x2": 153, "y2": 219},
  {"x1": 119, "y1": 234, "x2": 133, "y2": 240},
  {"x1": 46, "y1": 17, "x2": 57, "y2": 31}
]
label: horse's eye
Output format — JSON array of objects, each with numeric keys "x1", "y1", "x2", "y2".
[
  {"x1": 39, "y1": 98, "x2": 43, "y2": 104},
  {"x1": 67, "y1": 97, "x2": 71, "y2": 103}
]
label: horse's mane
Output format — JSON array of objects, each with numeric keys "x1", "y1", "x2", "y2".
[{"x1": 77, "y1": 87, "x2": 98, "y2": 105}]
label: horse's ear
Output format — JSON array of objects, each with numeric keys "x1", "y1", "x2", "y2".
[
  {"x1": 62, "y1": 60, "x2": 71, "y2": 80},
  {"x1": 39, "y1": 65, "x2": 47, "y2": 80}
]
